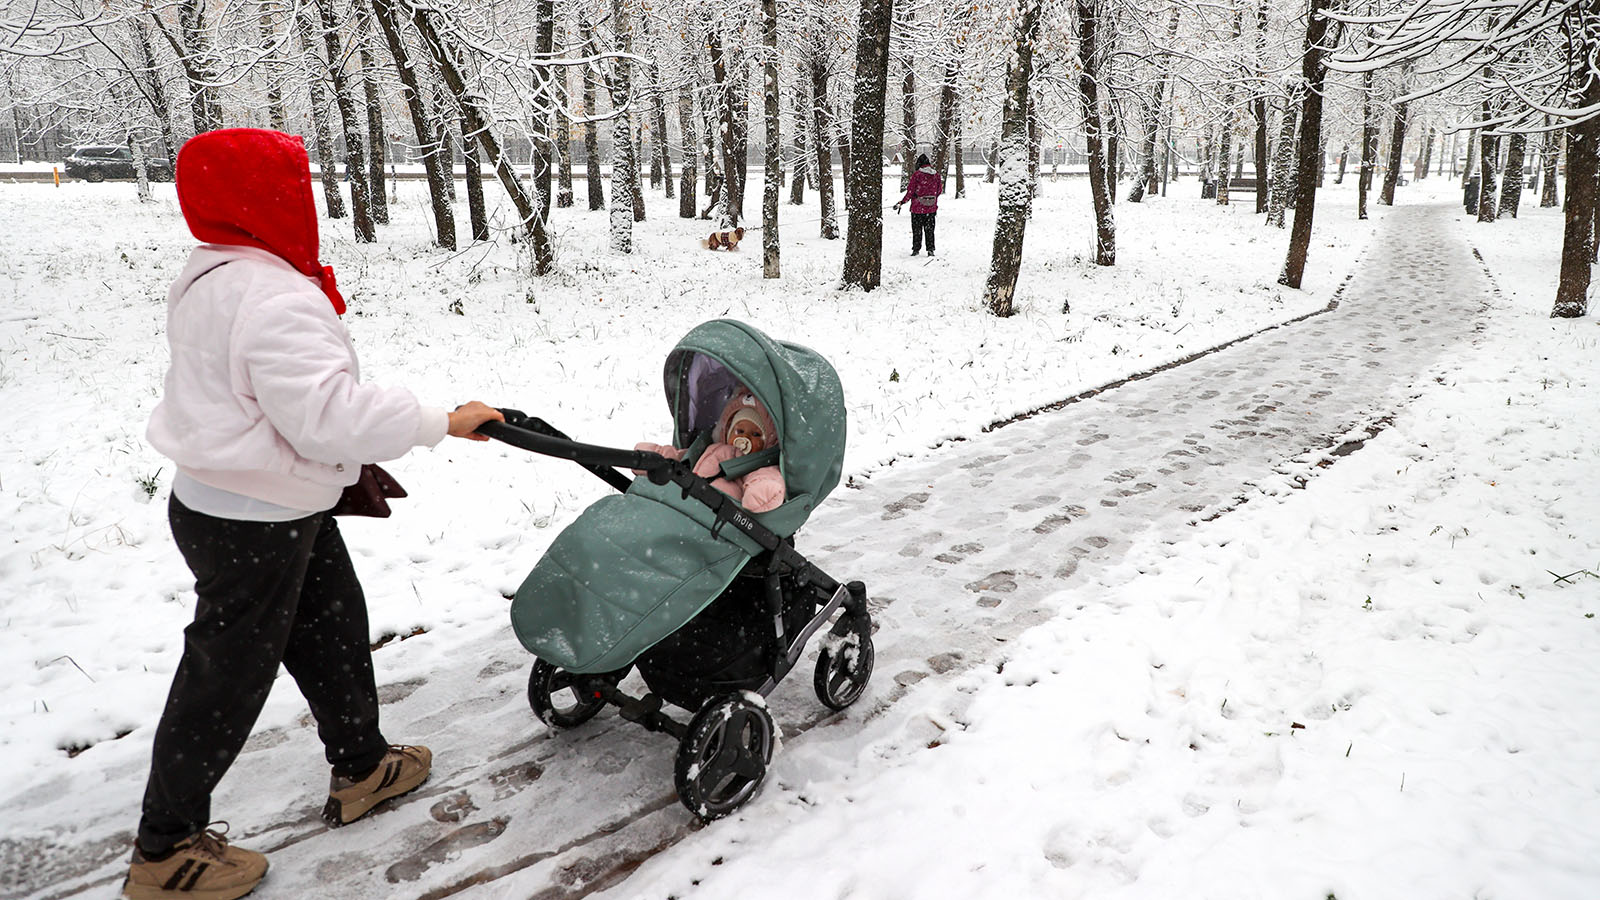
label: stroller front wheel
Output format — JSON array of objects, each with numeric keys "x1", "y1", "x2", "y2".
[
  {"x1": 674, "y1": 694, "x2": 775, "y2": 821},
  {"x1": 814, "y1": 609, "x2": 875, "y2": 711},
  {"x1": 527, "y1": 659, "x2": 610, "y2": 728}
]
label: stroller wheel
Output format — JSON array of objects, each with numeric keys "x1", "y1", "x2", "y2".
[
  {"x1": 527, "y1": 659, "x2": 609, "y2": 728},
  {"x1": 814, "y1": 609, "x2": 875, "y2": 711},
  {"x1": 674, "y1": 694, "x2": 775, "y2": 821}
]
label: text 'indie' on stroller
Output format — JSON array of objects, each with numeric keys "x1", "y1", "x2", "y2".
[{"x1": 480, "y1": 319, "x2": 876, "y2": 821}]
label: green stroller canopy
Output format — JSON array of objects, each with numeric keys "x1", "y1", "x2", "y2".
[{"x1": 510, "y1": 320, "x2": 847, "y2": 673}]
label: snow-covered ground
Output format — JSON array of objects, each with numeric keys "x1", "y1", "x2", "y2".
[{"x1": 3, "y1": 172, "x2": 1595, "y2": 899}]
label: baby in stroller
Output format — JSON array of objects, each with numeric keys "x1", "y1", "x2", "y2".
[{"x1": 634, "y1": 387, "x2": 786, "y2": 512}]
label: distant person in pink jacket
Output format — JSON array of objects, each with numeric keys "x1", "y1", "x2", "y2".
[
  {"x1": 125, "y1": 128, "x2": 503, "y2": 900},
  {"x1": 893, "y1": 153, "x2": 944, "y2": 257},
  {"x1": 635, "y1": 388, "x2": 787, "y2": 512}
]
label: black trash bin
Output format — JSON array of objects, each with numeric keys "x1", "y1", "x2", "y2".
[
  {"x1": 1201, "y1": 178, "x2": 1217, "y2": 199},
  {"x1": 1464, "y1": 176, "x2": 1481, "y2": 214}
]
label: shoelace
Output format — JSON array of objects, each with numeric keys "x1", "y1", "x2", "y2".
[{"x1": 184, "y1": 823, "x2": 233, "y2": 862}]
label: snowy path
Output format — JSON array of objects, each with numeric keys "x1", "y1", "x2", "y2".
[{"x1": 13, "y1": 202, "x2": 1490, "y2": 900}]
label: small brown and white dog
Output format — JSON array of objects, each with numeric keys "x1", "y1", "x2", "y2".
[{"x1": 700, "y1": 227, "x2": 746, "y2": 251}]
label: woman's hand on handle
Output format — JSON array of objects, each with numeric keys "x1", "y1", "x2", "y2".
[{"x1": 448, "y1": 401, "x2": 505, "y2": 441}]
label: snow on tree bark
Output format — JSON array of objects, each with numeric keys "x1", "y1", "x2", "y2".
[
  {"x1": 761, "y1": 0, "x2": 780, "y2": 278},
  {"x1": 578, "y1": 15, "x2": 606, "y2": 212},
  {"x1": 357, "y1": 11, "x2": 388, "y2": 226},
  {"x1": 1266, "y1": 93, "x2": 1299, "y2": 228},
  {"x1": 790, "y1": 78, "x2": 809, "y2": 206},
  {"x1": 841, "y1": 0, "x2": 895, "y2": 290},
  {"x1": 294, "y1": 2, "x2": 346, "y2": 218},
  {"x1": 810, "y1": 41, "x2": 840, "y2": 240},
  {"x1": 982, "y1": 0, "x2": 1042, "y2": 317},
  {"x1": 679, "y1": 82, "x2": 699, "y2": 218},
  {"x1": 1380, "y1": 99, "x2": 1408, "y2": 206},
  {"x1": 554, "y1": 25, "x2": 575, "y2": 210},
  {"x1": 1539, "y1": 127, "x2": 1559, "y2": 207},
  {"x1": 1077, "y1": 0, "x2": 1115, "y2": 265},
  {"x1": 607, "y1": 0, "x2": 636, "y2": 252},
  {"x1": 317, "y1": 0, "x2": 376, "y2": 242},
  {"x1": 1357, "y1": 68, "x2": 1376, "y2": 220},
  {"x1": 1279, "y1": 0, "x2": 1334, "y2": 290},
  {"x1": 1498, "y1": 132, "x2": 1525, "y2": 218}
]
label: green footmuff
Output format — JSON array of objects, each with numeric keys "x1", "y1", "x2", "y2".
[{"x1": 510, "y1": 319, "x2": 845, "y2": 673}]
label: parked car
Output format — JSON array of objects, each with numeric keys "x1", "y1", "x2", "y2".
[{"x1": 63, "y1": 145, "x2": 174, "y2": 182}]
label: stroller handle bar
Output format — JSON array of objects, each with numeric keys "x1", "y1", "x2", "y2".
[{"x1": 477, "y1": 409, "x2": 678, "y2": 492}]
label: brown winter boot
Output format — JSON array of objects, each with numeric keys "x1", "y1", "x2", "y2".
[
  {"x1": 321, "y1": 744, "x2": 432, "y2": 826},
  {"x1": 122, "y1": 824, "x2": 267, "y2": 900}
]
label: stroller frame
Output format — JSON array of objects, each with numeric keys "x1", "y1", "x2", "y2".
[{"x1": 482, "y1": 410, "x2": 875, "y2": 820}]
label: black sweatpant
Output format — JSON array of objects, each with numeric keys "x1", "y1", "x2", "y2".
[
  {"x1": 911, "y1": 212, "x2": 936, "y2": 255},
  {"x1": 137, "y1": 497, "x2": 388, "y2": 853}
]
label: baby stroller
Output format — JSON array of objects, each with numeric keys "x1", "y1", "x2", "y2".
[{"x1": 480, "y1": 319, "x2": 876, "y2": 821}]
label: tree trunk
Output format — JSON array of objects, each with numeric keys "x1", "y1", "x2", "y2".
[
  {"x1": 1253, "y1": 0, "x2": 1269, "y2": 212},
  {"x1": 653, "y1": 60, "x2": 674, "y2": 199},
  {"x1": 1415, "y1": 126, "x2": 1433, "y2": 180},
  {"x1": 295, "y1": 3, "x2": 346, "y2": 218},
  {"x1": 1554, "y1": 94, "x2": 1599, "y2": 316},
  {"x1": 761, "y1": 0, "x2": 780, "y2": 278},
  {"x1": 1498, "y1": 132, "x2": 1526, "y2": 218},
  {"x1": 369, "y1": 0, "x2": 454, "y2": 248},
  {"x1": 1216, "y1": 9, "x2": 1243, "y2": 206},
  {"x1": 953, "y1": 116, "x2": 966, "y2": 198},
  {"x1": 579, "y1": 14, "x2": 606, "y2": 211},
  {"x1": 1380, "y1": 99, "x2": 1407, "y2": 205},
  {"x1": 842, "y1": 0, "x2": 895, "y2": 291},
  {"x1": 462, "y1": 109, "x2": 488, "y2": 241},
  {"x1": 709, "y1": 28, "x2": 738, "y2": 227},
  {"x1": 790, "y1": 76, "x2": 809, "y2": 206},
  {"x1": 1540, "y1": 126, "x2": 1560, "y2": 207},
  {"x1": 358, "y1": 12, "x2": 388, "y2": 225},
  {"x1": 982, "y1": 0, "x2": 1042, "y2": 316},
  {"x1": 607, "y1": 0, "x2": 636, "y2": 251},
  {"x1": 411, "y1": 4, "x2": 553, "y2": 272},
  {"x1": 530, "y1": 0, "x2": 555, "y2": 223},
  {"x1": 679, "y1": 82, "x2": 699, "y2": 218},
  {"x1": 554, "y1": 29, "x2": 575, "y2": 209},
  {"x1": 1477, "y1": 99, "x2": 1498, "y2": 223},
  {"x1": 1266, "y1": 94, "x2": 1298, "y2": 228},
  {"x1": 811, "y1": 43, "x2": 840, "y2": 239},
  {"x1": 728, "y1": 45, "x2": 749, "y2": 223},
  {"x1": 899, "y1": 46, "x2": 916, "y2": 193},
  {"x1": 986, "y1": 139, "x2": 998, "y2": 182},
  {"x1": 132, "y1": 19, "x2": 179, "y2": 163},
  {"x1": 1128, "y1": 86, "x2": 1161, "y2": 203},
  {"x1": 178, "y1": 0, "x2": 224, "y2": 134},
  {"x1": 1357, "y1": 70, "x2": 1375, "y2": 220},
  {"x1": 935, "y1": 61, "x2": 958, "y2": 182},
  {"x1": 260, "y1": 1, "x2": 288, "y2": 131},
  {"x1": 317, "y1": 0, "x2": 375, "y2": 241},
  {"x1": 1077, "y1": 0, "x2": 1114, "y2": 265},
  {"x1": 1278, "y1": 0, "x2": 1333, "y2": 289},
  {"x1": 129, "y1": 134, "x2": 152, "y2": 201}
]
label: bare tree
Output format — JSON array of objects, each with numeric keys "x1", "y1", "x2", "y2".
[{"x1": 369, "y1": 0, "x2": 455, "y2": 248}]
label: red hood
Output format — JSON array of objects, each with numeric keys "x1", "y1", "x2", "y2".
[{"x1": 176, "y1": 128, "x2": 345, "y2": 315}]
